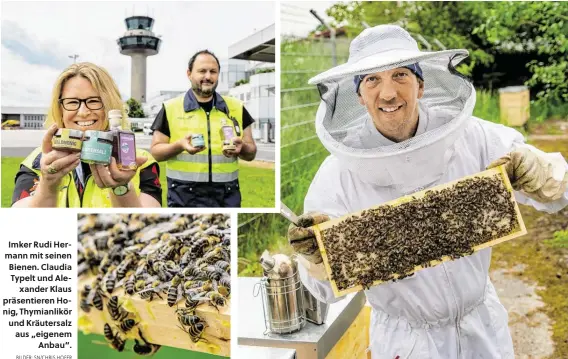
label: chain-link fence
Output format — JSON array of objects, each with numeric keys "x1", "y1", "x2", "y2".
[{"x1": 238, "y1": 3, "x2": 351, "y2": 274}]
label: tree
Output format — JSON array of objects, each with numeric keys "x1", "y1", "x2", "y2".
[
  {"x1": 126, "y1": 98, "x2": 145, "y2": 118},
  {"x1": 325, "y1": 1, "x2": 568, "y2": 104},
  {"x1": 471, "y1": 2, "x2": 568, "y2": 103}
]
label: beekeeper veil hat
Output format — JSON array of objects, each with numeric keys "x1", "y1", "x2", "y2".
[{"x1": 309, "y1": 25, "x2": 476, "y2": 192}]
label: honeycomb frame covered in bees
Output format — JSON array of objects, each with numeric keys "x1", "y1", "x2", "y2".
[{"x1": 312, "y1": 166, "x2": 527, "y2": 298}]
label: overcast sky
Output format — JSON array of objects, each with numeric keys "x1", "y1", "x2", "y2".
[
  {"x1": 1, "y1": 1, "x2": 275, "y2": 107},
  {"x1": 281, "y1": 1, "x2": 338, "y2": 37}
]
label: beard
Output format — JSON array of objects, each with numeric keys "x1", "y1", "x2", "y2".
[{"x1": 192, "y1": 80, "x2": 218, "y2": 97}]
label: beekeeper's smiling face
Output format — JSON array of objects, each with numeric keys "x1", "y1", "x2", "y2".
[{"x1": 358, "y1": 67, "x2": 424, "y2": 142}]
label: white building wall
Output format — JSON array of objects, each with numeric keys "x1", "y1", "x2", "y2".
[
  {"x1": 228, "y1": 71, "x2": 274, "y2": 142},
  {"x1": 218, "y1": 59, "x2": 249, "y2": 95}
]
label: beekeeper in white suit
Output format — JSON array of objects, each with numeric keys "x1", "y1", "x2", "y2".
[{"x1": 288, "y1": 25, "x2": 568, "y2": 358}]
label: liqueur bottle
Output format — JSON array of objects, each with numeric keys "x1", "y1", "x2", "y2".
[{"x1": 108, "y1": 109, "x2": 137, "y2": 170}]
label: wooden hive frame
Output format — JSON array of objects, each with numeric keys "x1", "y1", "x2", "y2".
[
  {"x1": 312, "y1": 165, "x2": 527, "y2": 298},
  {"x1": 78, "y1": 275, "x2": 231, "y2": 357}
]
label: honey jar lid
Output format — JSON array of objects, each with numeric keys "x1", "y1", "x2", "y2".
[
  {"x1": 84, "y1": 130, "x2": 113, "y2": 141},
  {"x1": 68, "y1": 129, "x2": 84, "y2": 138},
  {"x1": 55, "y1": 128, "x2": 83, "y2": 138}
]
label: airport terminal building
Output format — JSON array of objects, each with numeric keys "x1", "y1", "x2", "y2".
[{"x1": 1, "y1": 106, "x2": 47, "y2": 129}]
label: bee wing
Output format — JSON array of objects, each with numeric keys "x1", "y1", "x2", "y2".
[
  {"x1": 176, "y1": 284, "x2": 185, "y2": 302},
  {"x1": 203, "y1": 225, "x2": 219, "y2": 234},
  {"x1": 77, "y1": 262, "x2": 90, "y2": 277},
  {"x1": 156, "y1": 282, "x2": 169, "y2": 293},
  {"x1": 115, "y1": 275, "x2": 129, "y2": 288},
  {"x1": 123, "y1": 244, "x2": 142, "y2": 254},
  {"x1": 85, "y1": 288, "x2": 97, "y2": 304},
  {"x1": 190, "y1": 292, "x2": 209, "y2": 301},
  {"x1": 136, "y1": 286, "x2": 155, "y2": 295},
  {"x1": 139, "y1": 241, "x2": 161, "y2": 256}
]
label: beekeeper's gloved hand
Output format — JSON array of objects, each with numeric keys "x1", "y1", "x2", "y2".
[
  {"x1": 288, "y1": 212, "x2": 329, "y2": 280},
  {"x1": 487, "y1": 147, "x2": 568, "y2": 203}
]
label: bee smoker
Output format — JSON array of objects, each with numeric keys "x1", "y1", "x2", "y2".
[
  {"x1": 302, "y1": 285, "x2": 329, "y2": 325},
  {"x1": 254, "y1": 252, "x2": 306, "y2": 334}
]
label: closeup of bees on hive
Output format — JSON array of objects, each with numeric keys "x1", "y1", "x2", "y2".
[
  {"x1": 320, "y1": 174, "x2": 522, "y2": 292},
  {"x1": 77, "y1": 214, "x2": 231, "y2": 355}
]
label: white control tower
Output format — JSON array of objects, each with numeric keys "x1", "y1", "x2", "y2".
[{"x1": 117, "y1": 16, "x2": 161, "y2": 103}]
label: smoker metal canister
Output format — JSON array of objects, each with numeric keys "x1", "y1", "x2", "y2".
[
  {"x1": 256, "y1": 253, "x2": 305, "y2": 334},
  {"x1": 261, "y1": 271, "x2": 305, "y2": 334}
]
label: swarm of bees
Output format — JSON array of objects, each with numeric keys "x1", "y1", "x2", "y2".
[
  {"x1": 320, "y1": 175, "x2": 520, "y2": 291},
  {"x1": 78, "y1": 214, "x2": 231, "y2": 353}
]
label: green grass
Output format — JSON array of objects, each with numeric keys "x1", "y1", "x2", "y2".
[
  {"x1": 78, "y1": 332, "x2": 224, "y2": 359},
  {"x1": 473, "y1": 90, "x2": 501, "y2": 123},
  {"x1": 1, "y1": 157, "x2": 274, "y2": 208},
  {"x1": 546, "y1": 230, "x2": 568, "y2": 248},
  {"x1": 238, "y1": 164, "x2": 275, "y2": 208}
]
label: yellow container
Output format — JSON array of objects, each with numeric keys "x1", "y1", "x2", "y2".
[{"x1": 498, "y1": 86, "x2": 530, "y2": 127}]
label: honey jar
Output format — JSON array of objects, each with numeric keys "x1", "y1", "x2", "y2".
[
  {"x1": 51, "y1": 129, "x2": 83, "y2": 152},
  {"x1": 81, "y1": 130, "x2": 113, "y2": 164}
]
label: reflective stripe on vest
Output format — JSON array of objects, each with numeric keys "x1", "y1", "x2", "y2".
[
  {"x1": 166, "y1": 169, "x2": 238, "y2": 182},
  {"x1": 20, "y1": 147, "x2": 155, "y2": 208},
  {"x1": 173, "y1": 153, "x2": 237, "y2": 164},
  {"x1": 164, "y1": 94, "x2": 244, "y2": 183}
]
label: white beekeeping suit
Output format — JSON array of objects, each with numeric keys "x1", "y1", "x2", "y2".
[{"x1": 298, "y1": 25, "x2": 568, "y2": 358}]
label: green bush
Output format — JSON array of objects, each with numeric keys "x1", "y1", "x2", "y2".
[
  {"x1": 234, "y1": 79, "x2": 249, "y2": 87},
  {"x1": 126, "y1": 98, "x2": 145, "y2": 118},
  {"x1": 255, "y1": 68, "x2": 275, "y2": 74}
]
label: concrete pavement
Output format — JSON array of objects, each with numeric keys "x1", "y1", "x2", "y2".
[{"x1": 1, "y1": 129, "x2": 275, "y2": 162}]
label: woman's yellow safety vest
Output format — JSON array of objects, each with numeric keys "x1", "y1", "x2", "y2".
[
  {"x1": 163, "y1": 94, "x2": 244, "y2": 183},
  {"x1": 21, "y1": 147, "x2": 157, "y2": 208}
]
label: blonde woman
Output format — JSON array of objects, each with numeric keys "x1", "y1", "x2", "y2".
[{"x1": 12, "y1": 62, "x2": 162, "y2": 208}]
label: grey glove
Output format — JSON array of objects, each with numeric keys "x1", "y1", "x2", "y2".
[
  {"x1": 287, "y1": 212, "x2": 329, "y2": 265},
  {"x1": 488, "y1": 147, "x2": 568, "y2": 203}
]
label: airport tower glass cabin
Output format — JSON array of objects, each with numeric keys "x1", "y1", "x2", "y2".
[{"x1": 117, "y1": 16, "x2": 161, "y2": 103}]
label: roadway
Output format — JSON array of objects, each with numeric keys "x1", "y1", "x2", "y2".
[{"x1": 1, "y1": 130, "x2": 275, "y2": 162}]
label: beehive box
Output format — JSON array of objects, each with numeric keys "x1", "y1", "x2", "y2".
[
  {"x1": 499, "y1": 86, "x2": 530, "y2": 127},
  {"x1": 77, "y1": 276, "x2": 231, "y2": 356},
  {"x1": 312, "y1": 166, "x2": 527, "y2": 297},
  {"x1": 77, "y1": 214, "x2": 231, "y2": 357}
]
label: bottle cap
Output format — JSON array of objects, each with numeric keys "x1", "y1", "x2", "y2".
[
  {"x1": 108, "y1": 109, "x2": 122, "y2": 118},
  {"x1": 108, "y1": 109, "x2": 122, "y2": 129}
]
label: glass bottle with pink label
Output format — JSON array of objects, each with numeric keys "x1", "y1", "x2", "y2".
[
  {"x1": 221, "y1": 118, "x2": 236, "y2": 150},
  {"x1": 108, "y1": 109, "x2": 137, "y2": 170}
]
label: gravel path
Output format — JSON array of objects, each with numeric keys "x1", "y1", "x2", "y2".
[{"x1": 491, "y1": 264, "x2": 555, "y2": 358}]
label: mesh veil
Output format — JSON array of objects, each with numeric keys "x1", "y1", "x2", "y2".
[{"x1": 309, "y1": 26, "x2": 476, "y2": 192}]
